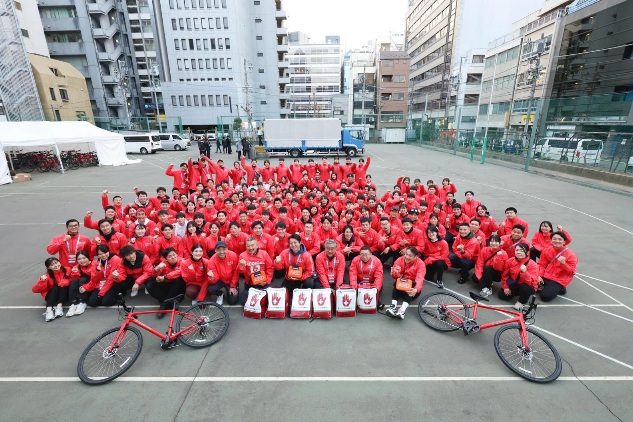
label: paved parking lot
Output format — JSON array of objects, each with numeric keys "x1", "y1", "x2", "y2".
[{"x1": 1, "y1": 144, "x2": 632, "y2": 421}]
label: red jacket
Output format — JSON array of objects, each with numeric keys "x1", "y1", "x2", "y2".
[
  {"x1": 531, "y1": 229, "x2": 572, "y2": 252},
  {"x1": 251, "y1": 232, "x2": 275, "y2": 260},
  {"x1": 500, "y1": 235, "x2": 530, "y2": 256},
  {"x1": 446, "y1": 213, "x2": 470, "y2": 236},
  {"x1": 129, "y1": 235, "x2": 159, "y2": 263},
  {"x1": 315, "y1": 251, "x2": 346, "y2": 288},
  {"x1": 273, "y1": 234, "x2": 290, "y2": 258},
  {"x1": 32, "y1": 270, "x2": 70, "y2": 298},
  {"x1": 474, "y1": 247, "x2": 508, "y2": 279},
  {"x1": 498, "y1": 216, "x2": 530, "y2": 237},
  {"x1": 207, "y1": 250, "x2": 240, "y2": 288},
  {"x1": 349, "y1": 255, "x2": 384, "y2": 291},
  {"x1": 274, "y1": 247, "x2": 315, "y2": 281},
  {"x1": 354, "y1": 227, "x2": 381, "y2": 252},
  {"x1": 391, "y1": 256, "x2": 426, "y2": 293},
  {"x1": 356, "y1": 158, "x2": 371, "y2": 187},
  {"x1": 378, "y1": 226, "x2": 403, "y2": 251},
  {"x1": 187, "y1": 159, "x2": 201, "y2": 190},
  {"x1": 101, "y1": 193, "x2": 125, "y2": 220},
  {"x1": 83, "y1": 255, "x2": 123, "y2": 293},
  {"x1": 538, "y1": 246, "x2": 578, "y2": 287},
  {"x1": 84, "y1": 215, "x2": 125, "y2": 233},
  {"x1": 165, "y1": 164, "x2": 188, "y2": 191},
  {"x1": 423, "y1": 239, "x2": 451, "y2": 267},
  {"x1": 452, "y1": 233, "x2": 480, "y2": 261},
  {"x1": 180, "y1": 257, "x2": 211, "y2": 287},
  {"x1": 205, "y1": 157, "x2": 230, "y2": 184},
  {"x1": 260, "y1": 166, "x2": 276, "y2": 183},
  {"x1": 461, "y1": 199, "x2": 481, "y2": 219},
  {"x1": 477, "y1": 215, "x2": 499, "y2": 241},
  {"x1": 178, "y1": 233, "x2": 207, "y2": 258},
  {"x1": 47, "y1": 233, "x2": 92, "y2": 268},
  {"x1": 399, "y1": 227, "x2": 426, "y2": 254},
  {"x1": 115, "y1": 252, "x2": 154, "y2": 286},
  {"x1": 502, "y1": 257, "x2": 539, "y2": 290},
  {"x1": 336, "y1": 233, "x2": 362, "y2": 256},
  {"x1": 225, "y1": 231, "x2": 249, "y2": 256},
  {"x1": 153, "y1": 256, "x2": 184, "y2": 281},
  {"x1": 288, "y1": 163, "x2": 303, "y2": 184},
  {"x1": 157, "y1": 235, "x2": 181, "y2": 255},
  {"x1": 276, "y1": 163, "x2": 291, "y2": 181},
  {"x1": 90, "y1": 231, "x2": 128, "y2": 256},
  {"x1": 300, "y1": 232, "x2": 322, "y2": 256},
  {"x1": 315, "y1": 226, "x2": 338, "y2": 248},
  {"x1": 239, "y1": 248, "x2": 274, "y2": 286}
]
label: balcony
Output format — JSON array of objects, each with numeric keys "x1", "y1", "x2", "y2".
[
  {"x1": 102, "y1": 75, "x2": 117, "y2": 84},
  {"x1": 97, "y1": 45, "x2": 122, "y2": 62},
  {"x1": 280, "y1": 107, "x2": 291, "y2": 115},
  {"x1": 87, "y1": 0, "x2": 114, "y2": 14},
  {"x1": 278, "y1": 60, "x2": 288, "y2": 68},
  {"x1": 93, "y1": 23, "x2": 119, "y2": 39},
  {"x1": 279, "y1": 92, "x2": 290, "y2": 100},
  {"x1": 275, "y1": 10, "x2": 287, "y2": 19},
  {"x1": 105, "y1": 96, "x2": 124, "y2": 106},
  {"x1": 279, "y1": 77, "x2": 289, "y2": 84},
  {"x1": 277, "y1": 44, "x2": 288, "y2": 53},
  {"x1": 48, "y1": 41, "x2": 85, "y2": 56},
  {"x1": 40, "y1": 17, "x2": 79, "y2": 32},
  {"x1": 276, "y1": 27, "x2": 288, "y2": 36}
]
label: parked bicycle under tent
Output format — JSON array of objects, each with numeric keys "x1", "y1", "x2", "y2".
[{"x1": 0, "y1": 121, "x2": 141, "y2": 185}]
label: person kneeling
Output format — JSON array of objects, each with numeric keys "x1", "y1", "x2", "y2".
[
  {"x1": 498, "y1": 243, "x2": 539, "y2": 310},
  {"x1": 146, "y1": 247, "x2": 186, "y2": 318},
  {"x1": 387, "y1": 247, "x2": 426, "y2": 320},
  {"x1": 274, "y1": 234, "x2": 317, "y2": 300}
]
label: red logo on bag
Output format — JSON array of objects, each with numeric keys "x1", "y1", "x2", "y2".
[
  {"x1": 364, "y1": 292, "x2": 373, "y2": 305},
  {"x1": 317, "y1": 293, "x2": 326, "y2": 306},
  {"x1": 249, "y1": 294, "x2": 258, "y2": 307},
  {"x1": 272, "y1": 292, "x2": 281, "y2": 306},
  {"x1": 342, "y1": 294, "x2": 352, "y2": 307},
  {"x1": 298, "y1": 292, "x2": 307, "y2": 306}
]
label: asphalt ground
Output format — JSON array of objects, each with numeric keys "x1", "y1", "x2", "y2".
[{"x1": 1, "y1": 144, "x2": 632, "y2": 422}]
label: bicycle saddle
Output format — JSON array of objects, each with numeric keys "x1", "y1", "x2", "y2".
[
  {"x1": 163, "y1": 294, "x2": 185, "y2": 306},
  {"x1": 469, "y1": 292, "x2": 489, "y2": 302}
]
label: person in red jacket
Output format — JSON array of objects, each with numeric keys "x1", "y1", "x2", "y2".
[
  {"x1": 337, "y1": 225, "x2": 362, "y2": 261},
  {"x1": 377, "y1": 217, "x2": 403, "y2": 265},
  {"x1": 109, "y1": 245, "x2": 154, "y2": 302},
  {"x1": 315, "y1": 239, "x2": 345, "y2": 288},
  {"x1": 387, "y1": 247, "x2": 426, "y2": 320},
  {"x1": 84, "y1": 207, "x2": 125, "y2": 233},
  {"x1": 537, "y1": 231, "x2": 578, "y2": 302},
  {"x1": 300, "y1": 221, "x2": 321, "y2": 258},
  {"x1": 186, "y1": 158, "x2": 202, "y2": 193},
  {"x1": 275, "y1": 158, "x2": 291, "y2": 183},
  {"x1": 288, "y1": 159, "x2": 303, "y2": 185},
  {"x1": 475, "y1": 205, "x2": 498, "y2": 243},
  {"x1": 225, "y1": 222, "x2": 249, "y2": 256},
  {"x1": 128, "y1": 224, "x2": 159, "y2": 264},
  {"x1": 445, "y1": 203, "x2": 470, "y2": 248},
  {"x1": 145, "y1": 247, "x2": 186, "y2": 317},
  {"x1": 180, "y1": 243, "x2": 213, "y2": 304},
  {"x1": 238, "y1": 237, "x2": 274, "y2": 305},
  {"x1": 500, "y1": 224, "x2": 530, "y2": 256},
  {"x1": 530, "y1": 221, "x2": 572, "y2": 261},
  {"x1": 251, "y1": 220, "x2": 275, "y2": 259},
  {"x1": 449, "y1": 223, "x2": 481, "y2": 284},
  {"x1": 355, "y1": 157, "x2": 371, "y2": 188},
  {"x1": 498, "y1": 207, "x2": 529, "y2": 237},
  {"x1": 274, "y1": 234, "x2": 317, "y2": 299},
  {"x1": 348, "y1": 246, "x2": 384, "y2": 295},
  {"x1": 90, "y1": 219, "x2": 128, "y2": 257},
  {"x1": 203, "y1": 241, "x2": 240, "y2": 305},
  {"x1": 461, "y1": 191, "x2": 481, "y2": 219},
  {"x1": 66, "y1": 250, "x2": 92, "y2": 317},
  {"x1": 47, "y1": 219, "x2": 92, "y2": 269},
  {"x1": 423, "y1": 227, "x2": 450, "y2": 288},
  {"x1": 498, "y1": 243, "x2": 539, "y2": 310},
  {"x1": 165, "y1": 162, "x2": 189, "y2": 192},
  {"x1": 354, "y1": 217, "x2": 381, "y2": 253},
  {"x1": 82, "y1": 245, "x2": 122, "y2": 307},
  {"x1": 472, "y1": 234, "x2": 508, "y2": 297},
  {"x1": 399, "y1": 218, "x2": 425, "y2": 255},
  {"x1": 32, "y1": 257, "x2": 71, "y2": 321}
]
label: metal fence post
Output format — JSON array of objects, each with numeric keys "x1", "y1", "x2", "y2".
[
  {"x1": 470, "y1": 137, "x2": 475, "y2": 162},
  {"x1": 481, "y1": 137, "x2": 487, "y2": 164}
]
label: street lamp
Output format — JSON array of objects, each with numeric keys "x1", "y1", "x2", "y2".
[{"x1": 150, "y1": 63, "x2": 164, "y2": 133}]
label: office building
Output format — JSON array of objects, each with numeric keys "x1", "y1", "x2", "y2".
[
  {"x1": 377, "y1": 50, "x2": 409, "y2": 131},
  {"x1": 344, "y1": 41, "x2": 376, "y2": 126}
]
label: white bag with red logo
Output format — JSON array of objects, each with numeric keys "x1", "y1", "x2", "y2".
[
  {"x1": 290, "y1": 288, "x2": 312, "y2": 319},
  {"x1": 335, "y1": 288, "x2": 357, "y2": 317},
  {"x1": 312, "y1": 288, "x2": 333, "y2": 319},
  {"x1": 265, "y1": 287, "x2": 288, "y2": 319},
  {"x1": 243, "y1": 288, "x2": 268, "y2": 319},
  {"x1": 357, "y1": 287, "x2": 378, "y2": 314}
]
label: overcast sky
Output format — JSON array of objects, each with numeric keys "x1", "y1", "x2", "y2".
[{"x1": 283, "y1": 0, "x2": 409, "y2": 51}]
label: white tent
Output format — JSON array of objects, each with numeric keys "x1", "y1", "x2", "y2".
[{"x1": 0, "y1": 121, "x2": 140, "y2": 185}]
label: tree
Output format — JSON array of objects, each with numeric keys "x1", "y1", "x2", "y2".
[{"x1": 233, "y1": 117, "x2": 243, "y2": 140}]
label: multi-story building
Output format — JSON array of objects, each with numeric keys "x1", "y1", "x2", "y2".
[
  {"x1": 0, "y1": 0, "x2": 44, "y2": 121},
  {"x1": 344, "y1": 41, "x2": 376, "y2": 127},
  {"x1": 405, "y1": 0, "x2": 540, "y2": 121},
  {"x1": 284, "y1": 33, "x2": 341, "y2": 118},
  {"x1": 157, "y1": 0, "x2": 287, "y2": 131},
  {"x1": 39, "y1": 0, "x2": 141, "y2": 119},
  {"x1": 376, "y1": 50, "x2": 409, "y2": 131}
]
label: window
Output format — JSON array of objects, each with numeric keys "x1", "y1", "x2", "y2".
[
  {"x1": 200, "y1": 95, "x2": 206, "y2": 106},
  {"x1": 208, "y1": 18, "x2": 214, "y2": 28},
  {"x1": 255, "y1": 18, "x2": 262, "y2": 23},
  {"x1": 194, "y1": 18, "x2": 199, "y2": 29},
  {"x1": 191, "y1": 0, "x2": 196, "y2": 8},
  {"x1": 260, "y1": 100, "x2": 267, "y2": 105},
  {"x1": 221, "y1": 0, "x2": 226, "y2": 7},
  {"x1": 199, "y1": 0, "x2": 204, "y2": 7},
  {"x1": 189, "y1": 39, "x2": 194, "y2": 49},
  {"x1": 171, "y1": 19, "x2": 177, "y2": 30},
  {"x1": 181, "y1": 39, "x2": 187, "y2": 50},
  {"x1": 191, "y1": 59, "x2": 196, "y2": 69},
  {"x1": 214, "y1": 0, "x2": 219, "y2": 6},
  {"x1": 478, "y1": 104, "x2": 488, "y2": 115},
  {"x1": 49, "y1": 87, "x2": 56, "y2": 101},
  {"x1": 218, "y1": 38, "x2": 223, "y2": 49},
  {"x1": 624, "y1": 42, "x2": 633, "y2": 60},
  {"x1": 257, "y1": 52, "x2": 263, "y2": 57},
  {"x1": 208, "y1": 95, "x2": 214, "y2": 106},
  {"x1": 254, "y1": 0, "x2": 260, "y2": 4},
  {"x1": 216, "y1": 18, "x2": 221, "y2": 28},
  {"x1": 210, "y1": 39, "x2": 216, "y2": 49},
  {"x1": 198, "y1": 59, "x2": 203, "y2": 68},
  {"x1": 171, "y1": 95, "x2": 177, "y2": 106},
  {"x1": 174, "y1": 39, "x2": 180, "y2": 50},
  {"x1": 205, "y1": 58, "x2": 211, "y2": 69},
  {"x1": 169, "y1": 0, "x2": 174, "y2": 8},
  {"x1": 383, "y1": 60, "x2": 393, "y2": 67},
  {"x1": 472, "y1": 55, "x2": 485, "y2": 63},
  {"x1": 223, "y1": 95, "x2": 229, "y2": 105},
  {"x1": 227, "y1": 58, "x2": 232, "y2": 69},
  {"x1": 54, "y1": 110, "x2": 61, "y2": 121},
  {"x1": 259, "y1": 84, "x2": 266, "y2": 89},
  {"x1": 215, "y1": 95, "x2": 221, "y2": 105},
  {"x1": 176, "y1": 0, "x2": 181, "y2": 8},
  {"x1": 21, "y1": 28, "x2": 29, "y2": 38},
  {"x1": 177, "y1": 59, "x2": 182, "y2": 70},
  {"x1": 193, "y1": 95, "x2": 199, "y2": 106},
  {"x1": 186, "y1": 18, "x2": 191, "y2": 29},
  {"x1": 223, "y1": 17, "x2": 228, "y2": 28},
  {"x1": 225, "y1": 38, "x2": 230, "y2": 49},
  {"x1": 184, "y1": 0, "x2": 189, "y2": 8},
  {"x1": 196, "y1": 39, "x2": 201, "y2": 50},
  {"x1": 213, "y1": 58, "x2": 218, "y2": 69},
  {"x1": 186, "y1": 95, "x2": 192, "y2": 106},
  {"x1": 393, "y1": 75, "x2": 405, "y2": 83},
  {"x1": 201, "y1": 18, "x2": 206, "y2": 29},
  {"x1": 203, "y1": 39, "x2": 208, "y2": 49},
  {"x1": 393, "y1": 93, "x2": 404, "y2": 100},
  {"x1": 220, "y1": 58, "x2": 225, "y2": 69},
  {"x1": 258, "y1": 68, "x2": 264, "y2": 73},
  {"x1": 179, "y1": 18, "x2": 184, "y2": 29},
  {"x1": 256, "y1": 35, "x2": 262, "y2": 40},
  {"x1": 380, "y1": 111, "x2": 403, "y2": 123}
]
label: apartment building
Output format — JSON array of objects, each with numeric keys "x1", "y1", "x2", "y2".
[
  {"x1": 344, "y1": 41, "x2": 376, "y2": 126},
  {"x1": 284, "y1": 33, "x2": 341, "y2": 118},
  {"x1": 376, "y1": 50, "x2": 409, "y2": 130},
  {"x1": 406, "y1": 0, "x2": 539, "y2": 120},
  {"x1": 157, "y1": 0, "x2": 287, "y2": 130}
]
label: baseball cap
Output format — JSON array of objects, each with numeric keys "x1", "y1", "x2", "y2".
[
  {"x1": 215, "y1": 241, "x2": 228, "y2": 249},
  {"x1": 409, "y1": 208, "x2": 420, "y2": 214},
  {"x1": 390, "y1": 206, "x2": 400, "y2": 212}
]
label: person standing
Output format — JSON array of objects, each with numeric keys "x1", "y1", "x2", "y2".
[
  {"x1": 215, "y1": 135, "x2": 222, "y2": 153},
  {"x1": 226, "y1": 135, "x2": 232, "y2": 154},
  {"x1": 257, "y1": 127, "x2": 263, "y2": 145},
  {"x1": 197, "y1": 136, "x2": 206, "y2": 156},
  {"x1": 204, "y1": 136, "x2": 211, "y2": 157},
  {"x1": 235, "y1": 138, "x2": 243, "y2": 160},
  {"x1": 242, "y1": 138, "x2": 251, "y2": 160}
]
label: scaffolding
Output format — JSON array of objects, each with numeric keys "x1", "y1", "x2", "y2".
[{"x1": 0, "y1": 0, "x2": 44, "y2": 121}]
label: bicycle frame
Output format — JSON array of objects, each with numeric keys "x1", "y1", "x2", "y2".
[{"x1": 442, "y1": 302, "x2": 529, "y2": 344}]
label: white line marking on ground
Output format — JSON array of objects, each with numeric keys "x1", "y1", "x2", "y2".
[
  {"x1": 0, "y1": 223, "x2": 66, "y2": 226},
  {"x1": 1, "y1": 376, "x2": 632, "y2": 382},
  {"x1": 575, "y1": 273, "x2": 633, "y2": 292},
  {"x1": 575, "y1": 274, "x2": 633, "y2": 314},
  {"x1": 558, "y1": 296, "x2": 633, "y2": 324},
  {"x1": 368, "y1": 151, "x2": 385, "y2": 162}
]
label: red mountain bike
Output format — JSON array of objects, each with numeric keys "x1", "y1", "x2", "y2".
[
  {"x1": 418, "y1": 291, "x2": 562, "y2": 383},
  {"x1": 77, "y1": 294, "x2": 229, "y2": 385}
]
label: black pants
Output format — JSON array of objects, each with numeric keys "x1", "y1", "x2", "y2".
[
  {"x1": 237, "y1": 151, "x2": 242, "y2": 160},
  {"x1": 445, "y1": 232, "x2": 455, "y2": 249},
  {"x1": 100, "y1": 277, "x2": 136, "y2": 307},
  {"x1": 205, "y1": 145, "x2": 211, "y2": 157},
  {"x1": 540, "y1": 278, "x2": 565, "y2": 302},
  {"x1": 374, "y1": 249, "x2": 400, "y2": 266},
  {"x1": 498, "y1": 283, "x2": 535, "y2": 304},
  {"x1": 45, "y1": 285, "x2": 68, "y2": 307},
  {"x1": 530, "y1": 247, "x2": 541, "y2": 262},
  {"x1": 425, "y1": 260, "x2": 448, "y2": 282},
  {"x1": 145, "y1": 276, "x2": 186, "y2": 305},
  {"x1": 206, "y1": 280, "x2": 239, "y2": 305},
  {"x1": 449, "y1": 253, "x2": 475, "y2": 278},
  {"x1": 477, "y1": 266, "x2": 501, "y2": 289},
  {"x1": 391, "y1": 286, "x2": 421, "y2": 304},
  {"x1": 69, "y1": 276, "x2": 90, "y2": 304},
  {"x1": 216, "y1": 143, "x2": 222, "y2": 153}
]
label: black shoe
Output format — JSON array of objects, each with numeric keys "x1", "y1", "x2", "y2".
[
  {"x1": 457, "y1": 276, "x2": 467, "y2": 284},
  {"x1": 156, "y1": 304, "x2": 167, "y2": 319},
  {"x1": 559, "y1": 287, "x2": 567, "y2": 295}
]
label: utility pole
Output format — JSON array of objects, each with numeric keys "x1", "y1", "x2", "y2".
[
  {"x1": 361, "y1": 66, "x2": 366, "y2": 128},
  {"x1": 150, "y1": 62, "x2": 163, "y2": 133},
  {"x1": 115, "y1": 59, "x2": 130, "y2": 129},
  {"x1": 243, "y1": 59, "x2": 255, "y2": 145},
  {"x1": 483, "y1": 54, "x2": 498, "y2": 140},
  {"x1": 524, "y1": 41, "x2": 545, "y2": 172},
  {"x1": 443, "y1": 0, "x2": 453, "y2": 124}
]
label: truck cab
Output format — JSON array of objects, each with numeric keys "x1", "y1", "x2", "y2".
[{"x1": 341, "y1": 128, "x2": 365, "y2": 157}]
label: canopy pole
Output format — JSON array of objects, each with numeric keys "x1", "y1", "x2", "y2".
[{"x1": 54, "y1": 144, "x2": 65, "y2": 174}]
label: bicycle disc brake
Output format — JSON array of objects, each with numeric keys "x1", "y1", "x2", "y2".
[{"x1": 160, "y1": 338, "x2": 179, "y2": 350}]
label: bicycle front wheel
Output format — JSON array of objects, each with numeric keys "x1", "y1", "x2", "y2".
[
  {"x1": 177, "y1": 302, "x2": 229, "y2": 348},
  {"x1": 418, "y1": 291, "x2": 469, "y2": 332},
  {"x1": 494, "y1": 325, "x2": 562, "y2": 383},
  {"x1": 77, "y1": 326, "x2": 143, "y2": 385}
]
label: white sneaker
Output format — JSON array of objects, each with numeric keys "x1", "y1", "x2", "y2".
[
  {"x1": 66, "y1": 304, "x2": 77, "y2": 317},
  {"x1": 396, "y1": 311, "x2": 405, "y2": 320},
  {"x1": 130, "y1": 290, "x2": 138, "y2": 297},
  {"x1": 191, "y1": 300, "x2": 198, "y2": 306},
  {"x1": 479, "y1": 287, "x2": 492, "y2": 298},
  {"x1": 75, "y1": 303, "x2": 87, "y2": 315},
  {"x1": 513, "y1": 301, "x2": 523, "y2": 311},
  {"x1": 44, "y1": 309, "x2": 55, "y2": 322},
  {"x1": 215, "y1": 294, "x2": 224, "y2": 306},
  {"x1": 386, "y1": 305, "x2": 397, "y2": 317},
  {"x1": 54, "y1": 304, "x2": 64, "y2": 318},
  {"x1": 145, "y1": 287, "x2": 149, "y2": 295}
]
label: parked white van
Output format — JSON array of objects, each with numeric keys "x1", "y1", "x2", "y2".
[
  {"x1": 123, "y1": 134, "x2": 161, "y2": 154},
  {"x1": 156, "y1": 133, "x2": 190, "y2": 151},
  {"x1": 535, "y1": 137, "x2": 604, "y2": 164}
]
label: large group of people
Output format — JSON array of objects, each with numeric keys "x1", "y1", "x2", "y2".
[{"x1": 34, "y1": 152, "x2": 578, "y2": 322}]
